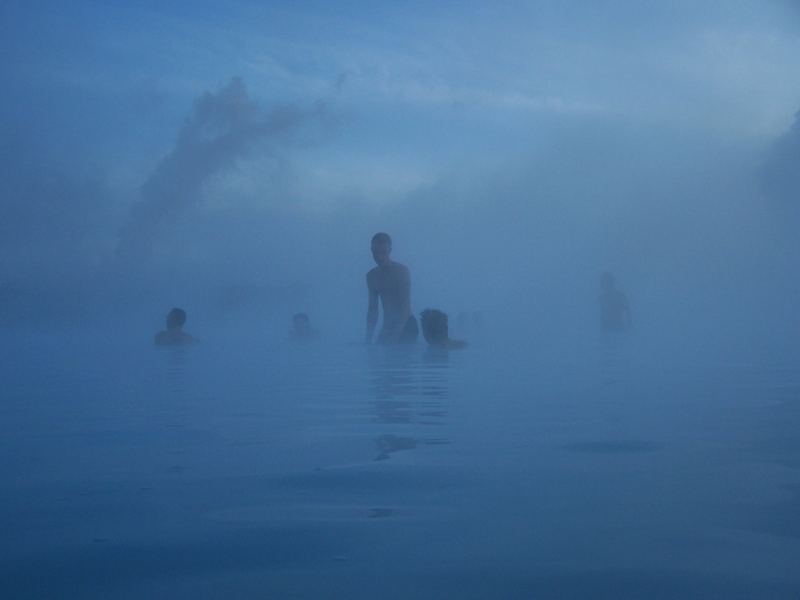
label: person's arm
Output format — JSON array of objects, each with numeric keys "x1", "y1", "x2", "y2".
[
  {"x1": 399, "y1": 266, "x2": 411, "y2": 322},
  {"x1": 622, "y1": 293, "x2": 632, "y2": 329},
  {"x1": 366, "y1": 274, "x2": 379, "y2": 343}
]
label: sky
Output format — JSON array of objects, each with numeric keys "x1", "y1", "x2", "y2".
[{"x1": 1, "y1": 0, "x2": 799, "y2": 342}]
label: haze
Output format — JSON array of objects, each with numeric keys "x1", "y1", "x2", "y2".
[
  {"x1": 0, "y1": 1, "x2": 798, "y2": 344},
  {"x1": 2, "y1": 2, "x2": 800, "y2": 598}
]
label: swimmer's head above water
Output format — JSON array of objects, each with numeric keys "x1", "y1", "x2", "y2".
[
  {"x1": 291, "y1": 312, "x2": 317, "y2": 340},
  {"x1": 371, "y1": 232, "x2": 392, "y2": 268},
  {"x1": 166, "y1": 307, "x2": 187, "y2": 331},
  {"x1": 156, "y1": 307, "x2": 198, "y2": 346},
  {"x1": 420, "y1": 309, "x2": 467, "y2": 349}
]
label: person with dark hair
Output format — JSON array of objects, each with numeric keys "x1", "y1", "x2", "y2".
[
  {"x1": 155, "y1": 307, "x2": 199, "y2": 346},
  {"x1": 290, "y1": 312, "x2": 318, "y2": 341},
  {"x1": 420, "y1": 309, "x2": 467, "y2": 349},
  {"x1": 366, "y1": 232, "x2": 418, "y2": 344},
  {"x1": 599, "y1": 272, "x2": 631, "y2": 332}
]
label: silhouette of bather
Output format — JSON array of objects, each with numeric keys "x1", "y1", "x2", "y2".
[
  {"x1": 365, "y1": 232, "x2": 418, "y2": 344},
  {"x1": 155, "y1": 307, "x2": 199, "y2": 346},
  {"x1": 420, "y1": 309, "x2": 467, "y2": 349},
  {"x1": 599, "y1": 272, "x2": 631, "y2": 332},
  {"x1": 290, "y1": 312, "x2": 318, "y2": 341}
]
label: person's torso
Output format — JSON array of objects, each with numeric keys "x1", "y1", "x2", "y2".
[
  {"x1": 370, "y1": 262, "x2": 411, "y2": 325},
  {"x1": 601, "y1": 290, "x2": 627, "y2": 329}
]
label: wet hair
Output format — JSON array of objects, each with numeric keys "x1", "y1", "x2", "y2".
[
  {"x1": 420, "y1": 309, "x2": 448, "y2": 345},
  {"x1": 371, "y1": 232, "x2": 391, "y2": 246},
  {"x1": 166, "y1": 307, "x2": 187, "y2": 330}
]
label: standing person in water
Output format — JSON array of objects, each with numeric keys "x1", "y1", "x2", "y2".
[
  {"x1": 599, "y1": 272, "x2": 631, "y2": 332},
  {"x1": 290, "y1": 312, "x2": 318, "y2": 341},
  {"x1": 366, "y1": 232, "x2": 418, "y2": 344},
  {"x1": 155, "y1": 307, "x2": 199, "y2": 346}
]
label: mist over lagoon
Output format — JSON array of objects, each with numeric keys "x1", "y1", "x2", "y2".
[{"x1": 2, "y1": 2, "x2": 800, "y2": 598}]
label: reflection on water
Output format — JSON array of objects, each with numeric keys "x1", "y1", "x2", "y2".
[
  {"x1": 367, "y1": 347, "x2": 450, "y2": 461},
  {"x1": 154, "y1": 347, "x2": 192, "y2": 434},
  {"x1": 598, "y1": 333, "x2": 631, "y2": 387},
  {"x1": 564, "y1": 440, "x2": 663, "y2": 454},
  {"x1": 374, "y1": 434, "x2": 418, "y2": 461},
  {"x1": 2, "y1": 336, "x2": 800, "y2": 599},
  {"x1": 163, "y1": 348, "x2": 189, "y2": 394}
]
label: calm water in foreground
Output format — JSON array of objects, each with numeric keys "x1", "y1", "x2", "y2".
[{"x1": 2, "y1": 329, "x2": 799, "y2": 599}]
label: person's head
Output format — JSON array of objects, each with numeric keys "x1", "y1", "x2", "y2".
[
  {"x1": 600, "y1": 271, "x2": 616, "y2": 292},
  {"x1": 292, "y1": 312, "x2": 310, "y2": 333},
  {"x1": 420, "y1": 309, "x2": 449, "y2": 346},
  {"x1": 371, "y1": 232, "x2": 392, "y2": 267},
  {"x1": 166, "y1": 307, "x2": 187, "y2": 331}
]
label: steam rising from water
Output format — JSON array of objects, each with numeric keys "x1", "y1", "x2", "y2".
[
  {"x1": 2, "y1": 4, "x2": 800, "y2": 597},
  {"x1": 117, "y1": 77, "x2": 328, "y2": 262}
]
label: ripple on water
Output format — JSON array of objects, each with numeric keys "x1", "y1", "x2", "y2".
[{"x1": 563, "y1": 440, "x2": 663, "y2": 454}]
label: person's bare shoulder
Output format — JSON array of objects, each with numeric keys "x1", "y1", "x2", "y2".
[{"x1": 392, "y1": 262, "x2": 410, "y2": 277}]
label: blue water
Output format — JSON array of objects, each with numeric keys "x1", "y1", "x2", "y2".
[{"x1": 2, "y1": 331, "x2": 799, "y2": 598}]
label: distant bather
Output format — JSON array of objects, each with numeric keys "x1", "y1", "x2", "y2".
[
  {"x1": 600, "y1": 272, "x2": 631, "y2": 332},
  {"x1": 155, "y1": 307, "x2": 199, "y2": 346},
  {"x1": 420, "y1": 309, "x2": 467, "y2": 349},
  {"x1": 290, "y1": 312, "x2": 318, "y2": 341}
]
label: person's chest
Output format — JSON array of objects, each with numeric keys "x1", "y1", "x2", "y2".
[{"x1": 373, "y1": 268, "x2": 403, "y2": 293}]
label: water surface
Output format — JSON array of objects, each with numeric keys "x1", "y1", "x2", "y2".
[{"x1": 2, "y1": 331, "x2": 799, "y2": 598}]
